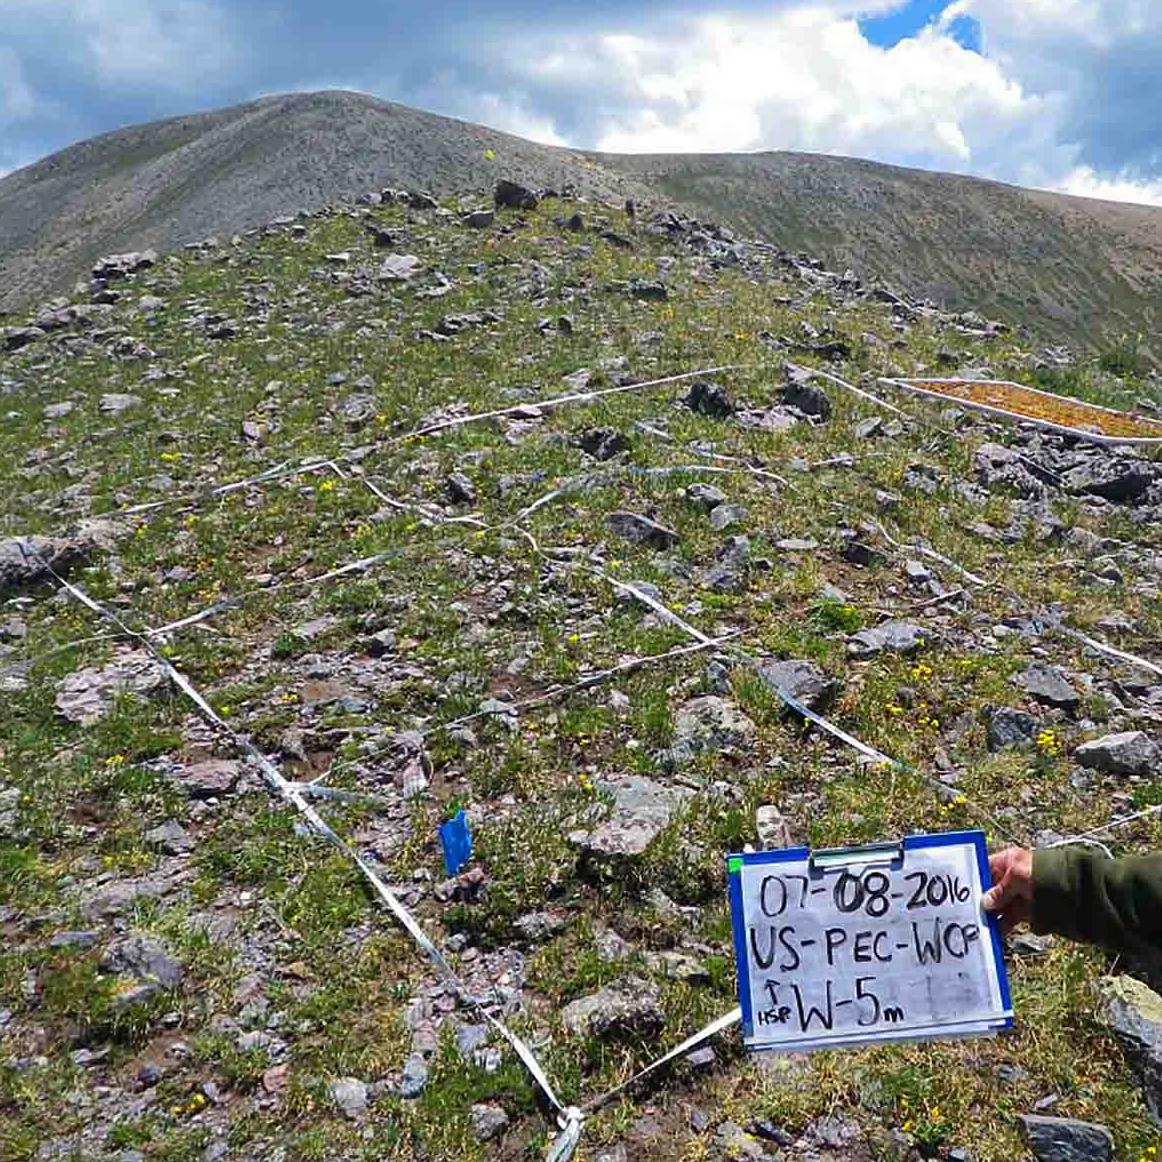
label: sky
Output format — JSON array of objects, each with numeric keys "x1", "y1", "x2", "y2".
[{"x1": 2, "y1": 0, "x2": 1162, "y2": 206}]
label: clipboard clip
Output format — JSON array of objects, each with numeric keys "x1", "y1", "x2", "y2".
[{"x1": 808, "y1": 839, "x2": 905, "y2": 872}]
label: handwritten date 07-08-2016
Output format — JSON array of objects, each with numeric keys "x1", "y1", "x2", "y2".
[{"x1": 747, "y1": 867, "x2": 982, "y2": 1035}]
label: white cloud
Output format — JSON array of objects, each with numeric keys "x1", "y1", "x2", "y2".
[{"x1": 1057, "y1": 166, "x2": 1162, "y2": 208}]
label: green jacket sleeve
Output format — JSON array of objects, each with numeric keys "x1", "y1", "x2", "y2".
[{"x1": 1033, "y1": 847, "x2": 1162, "y2": 953}]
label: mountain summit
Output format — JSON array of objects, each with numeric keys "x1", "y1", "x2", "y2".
[{"x1": 2, "y1": 89, "x2": 1161, "y2": 350}]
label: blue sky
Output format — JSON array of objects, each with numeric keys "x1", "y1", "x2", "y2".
[{"x1": 2, "y1": 0, "x2": 1161, "y2": 205}]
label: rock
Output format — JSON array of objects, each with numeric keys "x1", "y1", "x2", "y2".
[
  {"x1": 3, "y1": 326, "x2": 44, "y2": 351},
  {"x1": 710, "y1": 504, "x2": 748, "y2": 531},
  {"x1": 292, "y1": 614, "x2": 338, "y2": 642},
  {"x1": 646, "y1": 950, "x2": 710, "y2": 984},
  {"x1": 1, "y1": 524, "x2": 118, "y2": 595},
  {"x1": 378, "y1": 254, "x2": 422, "y2": 281},
  {"x1": 143, "y1": 820, "x2": 192, "y2": 854},
  {"x1": 100, "y1": 933, "x2": 183, "y2": 1007},
  {"x1": 577, "y1": 428, "x2": 630, "y2": 461},
  {"x1": 494, "y1": 179, "x2": 538, "y2": 210},
  {"x1": 329, "y1": 1077, "x2": 368, "y2": 1118},
  {"x1": 976, "y1": 443, "x2": 1045, "y2": 498},
  {"x1": 49, "y1": 930, "x2": 100, "y2": 950},
  {"x1": 987, "y1": 707, "x2": 1039, "y2": 751},
  {"x1": 561, "y1": 975, "x2": 664, "y2": 1039},
  {"x1": 847, "y1": 620, "x2": 927, "y2": 658},
  {"x1": 576, "y1": 774, "x2": 694, "y2": 859},
  {"x1": 1065, "y1": 459, "x2": 1157, "y2": 504},
  {"x1": 606, "y1": 511, "x2": 678, "y2": 550},
  {"x1": 463, "y1": 209, "x2": 494, "y2": 228},
  {"x1": 0, "y1": 787, "x2": 20, "y2": 839},
  {"x1": 757, "y1": 659, "x2": 836, "y2": 713},
  {"x1": 1014, "y1": 663, "x2": 1080, "y2": 712},
  {"x1": 99, "y1": 393, "x2": 143, "y2": 414},
  {"x1": 781, "y1": 376, "x2": 831, "y2": 419},
  {"x1": 93, "y1": 251, "x2": 157, "y2": 280},
  {"x1": 513, "y1": 911, "x2": 568, "y2": 943},
  {"x1": 734, "y1": 406, "x2": 799, "y2": 432},
  {"x1": 1097, "y1": 975, "x2": 1162, "y2": 1123},
  {"x1": 335, "y1": 394, "x2": 376, "y2": 425},
  {"x1": 398, "y1": 1053, "x2": 429, "y2": 1099},
  {"x1": 670, "y1": 696, "x2": 757, "y2": 764},
  {"x1": 445, "y1": 472, "x2": 477, "y2": 505},
  {"x1": 44, "y1": 401, "x2": 74, "y2": 420},
  {"x1": 841, "y1": 539, "x2": 886, "y2": 567},
  {"x1": 684, "y1": 380, "x2": 735, "y2": 417},
  {"x1": 180, "y1": 759, "x2": 242, "y2": 799},
  {"x1": 700, "y1": 534, "x2": 750, "y2": 594},
  {"x1": 625, "y1": 278, "x2": 668, "y2": 301},
  {"x1": 1018, "y1": 1115, "x2": 1112, "y2": 1162},
  {"x1": 755, "y1": 805, "x2": 793, "y2": 849},
  {"x1": 470, "y1": 1103, "x2": 509, "y2": 1142},
  {"x1": 1075, "y1": 731, "x2": 1161, "y2": 777},
  {"x1": 55, "y1": 649, "x2": 164, "y2": 724},
  {"x1": 685, "y1": 483, "x2": 728, "y2": 511}
]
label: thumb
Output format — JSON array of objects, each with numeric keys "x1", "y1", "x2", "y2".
[{"x1": 981, "y1": 872, "x2": 1016, "y2": 913}]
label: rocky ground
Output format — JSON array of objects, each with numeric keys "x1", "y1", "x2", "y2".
[{"x1": 3, "y1": 183, "x2": 1162, "y2": 1161}]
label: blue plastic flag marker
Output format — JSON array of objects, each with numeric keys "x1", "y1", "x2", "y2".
[{"x1": 439, "y1": 809, "x2": 473, "y2": 876}]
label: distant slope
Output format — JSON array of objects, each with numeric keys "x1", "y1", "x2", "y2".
[
  {"x1": 597, "y1": 151, "x2": 1162, "y2": 351},
  {"x1": 2, "y1": 89, "x2": 1162, "y2": 352}
]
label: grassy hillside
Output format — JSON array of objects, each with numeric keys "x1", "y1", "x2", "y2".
[
  {"x1": 3, "y1": 189, "x2": 1162, "y2": 1161},
  {"x1": 3, "y1": 91, "x2": 1162, "y2": 355}
]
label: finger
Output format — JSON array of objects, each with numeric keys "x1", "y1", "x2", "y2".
[
  {"x1": 981, "y1": 871, "x2": 1016, "y2": 913},
  {"x1": 988, "y1": 848, "x2": 1015, "y2": 881}
]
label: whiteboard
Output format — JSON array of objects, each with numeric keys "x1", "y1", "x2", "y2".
[{"x1": 728, "y1": 831, "x2": 1012, "y2": 1052}]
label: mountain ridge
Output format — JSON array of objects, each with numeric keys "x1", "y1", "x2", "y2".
[{"x1": 2, "y1": 89, "x2": 1161, "y2": 355}]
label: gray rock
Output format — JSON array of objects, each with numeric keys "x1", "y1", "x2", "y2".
[
  {"x1": 0, "y1": 786, "x2": 19, "y2": 839},
  {"x1": 684, "y1": 380, "x2": 735, "y2": 417},
  {"x1": 700, "y1": 534, "x2": 750, "y2": 594},
  {"x1": 624, "y1": 278, "x2": 668, "y2": 301},
  {"x1": 335, "y1": 394, "x2": 376, "y2": 425},
  {"x1": 755, "y1": 805, "x2": 793, "y2": 849},
  {"x1": 398, "y1": 1053, "x2": 428, "y2": 1099},
  {"x1": 1018, "y1": 1115, "x2": 1112, "y2": 1162},
  {"x1": 180, "y1": 759, "x2": 242, "y2": 799},
  {"x1": 561, "y1": 975, "x2": 664, "y2": 1039},
  {"x1": 606, "y1": 511, "x2": 678, "y2": 550},
  {"x1": 1014, "y1": 663, "x2": 1080, "y2": 712},
  {"x1": 987, "y1": 707, "x2": 1039, "y2": 751},
  {"x1": 734, "y1": 406, "x2": 799, "y2": 432},
  {"x1": 100, "y1": 933, "x2": 183, "y2": 1007},
  {"x1": 1, "y1": 523, "x2": 120, "y2": 595},
  {"x1": 377, "y1": 254, "x2": 422, "y2": 281},
  {"x1": 513, "y1": 911, "x2": 568, "y2": 943},
  {"x1": 757, "y1": 658, "x2": 836, "y2": 713},
  {"x1": 685, "y1": 483, "x2": 728, "y2": 511},
  {"x1": 710, "y1": 503, "x2": 748, "y2": 531},
  {"x1": 49, "y1": 930, "x2": 99, "y2": 950},
  {"x1": 577, "y1": 428, "x2": 630, "y2": 461},
  {"x1": 847, "y1": 620, "x2": 927, "y2": 658},
  {"x1": 55, "y1": 649, "x2": 164, "y2": 724},
  {"x1": 1065, "y1": 459, "x2": 1156, "y2": 504},
  {"x1": 463, "y1": 209, "x2": 494, "y2": 229},
  {"x1": 445, "y1": 472, "x2": 477, "y2": 505},
  {"x1": 470, "y1": 1102, "x2": 509, "y2": 1142},
  {"x1": 3, "y1": 325, "x2": 44, "y2": 351},
  {"x1": 775, "y1": 537, "x2": 819, "y2": 553},
  {"x1": 1097, "y1": 975, "x2": 1162, "y2": 1123},
  {"x1": 841, "y1": 539, "x2": 886, "y2": 567},
  {"x1": 670, "y1": 695, "x2": 756, "y2": 764},
  {"x1": 781, "y1": 376, "x2": 831, "y2": 419},
  {"x1": 292, "y1": 614, "x2": 338, "y2": 641},
  {"x1": 93, "y1": 250, "x2": 157, "y2": 280},
  {"x1": 144, "y1": 820, "x2": 192, "y2": 854},
  {"x1": 1075, "y1": 731, "x2": 1161, "y2": 778},
  {"x1": 494, "y1": 179, "x2": 538, "y2": 210},
  {"x1": 44, "y1": 401, "x2": 74, "y2": 420},
  {"x1": 99, "y1": 392, "x2": 143, "y2": 414},
  {"x1": 329, "y1": 1076, "x2": 368, "y2": 1118},
  {"x1": 577, "y1": 775, "x2": 694, "y2": 859}
]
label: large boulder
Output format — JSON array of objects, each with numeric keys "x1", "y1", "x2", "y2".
[
  {"x1": 574, "y1": 775, "x2": 693, "y2": 860},
  {"x1": 669, "y1": 696, "x2": 756, "y2": 764},
  {"x1": 1076, "y1": 731, "x2": 1161, "y2": 778},
  {"x1": 1013, "y1": 663, "x2": 1080, "y2": 713},
  {"x1": 55, "y1": 649, "x2": 165, "y2": 724},
  {"x1": 1097, "y1": 975, "x2": 1162, "y2": 1124},
  {"x1": 757, "y1": 659, "x2": 836, "y2": 714},
  {"x1": 847, "y1": 620, "x2": 927, "y2": 658},
  {"x1": 561, "y1": 976, "x2": 664, "y2": 1040},
  {"x1": 1018, "y1": 1115, "x2": 1112, "y2": 1162},
  {"x1": 0, "y1": 520, "x2": 122, "y2": 595},
  {"x1": 1064, "y1": 458, "x2": 1157, "y2": 504}
]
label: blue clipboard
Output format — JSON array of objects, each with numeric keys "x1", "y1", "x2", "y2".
[{"x1": 727, "y1": 829, "x2": 1012, "y2": 1052}]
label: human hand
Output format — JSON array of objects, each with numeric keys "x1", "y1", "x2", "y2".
[{"x1": 981, "y1": 846, "x2": 1034, "y2": 935}]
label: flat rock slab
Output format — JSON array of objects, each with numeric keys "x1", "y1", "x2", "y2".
[
  {"x1": 55, "y1": 649, "x2": 164, "y2": 724},
  {"x1": 1019, "y1": 1115, "x2": 1112, "y2": 1162},
  {"x1": 847, "y1": 620, "x2": 927, "y2": 658},
  {"x1": 670, "y1": 695, "x2": 757, "y2": 764},
  {"x1": 606, "y1": 511, "x2": 678, "y2": 550},
  {"x1": 561, "y1": 975, "x2": 664, "y2": 1039},
  {"x1": 378, "y1": 254, "x2": 422, "y2": 281},
  {"x1": 757, "y1": 659, "x2": 836, "y2": 713},
  {"x1": 1014, "y1": 663, "x2": 1080, "y2": 712},
  {"x1": 180, "y1": 759, "x2": 243, "y2": 799},
  {"x1": 1076, "y1": 731, "x2": 1161, "y2": 778},
  {"x1": 1098, "y1": 975, "x2": 1162, "y2": 1124},
  {"x1": 576, "y1": 775, "x2": 693, "y2": 859}
]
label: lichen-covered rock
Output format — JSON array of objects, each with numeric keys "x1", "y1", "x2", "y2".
[
  {"x1": 669, "y1": 696, "x2": 756, "y2": 764},
  {"x1": 758, "y1": 659, "x2": 836, "y2": 713},
  {"x1": 847, "y1": 620, "x2": 927, "y2": 658},
  {"x1": 55, "y1": 649, "x2": 164, "y2": 724},
  {"x1": 1076, "y1": 731, "x2": 1161, "y2": 778},
  {"x1": 574, "y1": 775, "x2": 693, "y2": 859},
  {"x1": 1018, "y1": 1115, "x2": 1112, "y2": 1162},
  {"x1": 561, "y1": 975, "x2": 664, "y2": 1039},
  {"x1": 1013, "y1": 663, "x2": 1080, "y2": 712},
  {"x1": 1097, "y1": 975, "x2": 1162, "y2": 1124}
]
